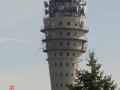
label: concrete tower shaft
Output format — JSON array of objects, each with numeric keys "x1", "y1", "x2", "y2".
[{"x1": 41, "y1": 0, "x2": 88, "y2": 90}]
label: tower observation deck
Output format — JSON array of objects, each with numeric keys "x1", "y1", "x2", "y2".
[{"x1": 40, "y1": 0, "x2": 89, "y2": 90}]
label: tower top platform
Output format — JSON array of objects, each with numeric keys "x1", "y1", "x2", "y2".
[{"x1": 44, "y1": 0, "x2": 88, "y2": 17}]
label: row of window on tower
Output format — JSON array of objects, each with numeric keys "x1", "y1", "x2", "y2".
[
  {"x1": 48, "y1": 21, "x2": 85, "y2": 28},
  {"x1": 48, "y1": 22, "x2": 72, "y2": 26},
  {"x1": 61, "y1": 42, "x2": 75, "y2": 46},
  {"x1": 48, "y1": 42, "x2": 81, "y2": 46},
  {"x1": 59, "y1": 32, "x2": 77, "y2": 36},
  {"x1": 49, "y1": 52, "x2": 80, "y2": 57},
  {"x1": 59, "y1": 22, "x2": 77, "y2": 26},
  {"x1": 47, "y1": 32, "x2": 79, "y2": 36},
  {"x1": 50, "y1": 63, "x2": 78, "y2": 67},
  {"x1": 52, "y1": 83, "x2": 68, "y2": 88},
  {"x1": 51, "y1": 73, "x2": 74, "y2": 77},
  {"x1": 59, "y1": 12, "x2": 78, "y2": 16}
]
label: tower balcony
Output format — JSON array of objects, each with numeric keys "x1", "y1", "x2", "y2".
[
  {"x1": 40, "y1": 25, "x2": 89, "y2": 33},
  {"x1": 41, "y1": 36, "x2": 88, "y2": 42},
  {"x1": 43, "y1": 46, "x2": 86, "y2": 53},
  {"x1": 43, "y1": 15, "x2": 86, "y2": 19},
  {"x1": 46, "y1": 57, "x2": 81, "y2": 61}
]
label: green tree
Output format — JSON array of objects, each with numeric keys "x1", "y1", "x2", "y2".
[{"x1": 67, "y1": 51, "x2": 117, "y2": 90}]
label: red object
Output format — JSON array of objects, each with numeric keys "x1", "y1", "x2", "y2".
[{"x1": 9, "y1": 85, "x2": 14, "y2": 90}]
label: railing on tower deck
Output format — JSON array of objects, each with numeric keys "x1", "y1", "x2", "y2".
[
  {"x1": 41, "y1": 35, "x2": 88, "y2": 42},
  {"x1": 43, "y1": 15, "x2": 49, "y2": 19},
  {"x1": 46, "y1": 57, "x2": 81, "y2": 60},
  {"x1": 40, "y1": 25, "x2": 89, "y2": 33},
  {"x1": 43, "y1": 15, "x2": 86, "y2": 19},
  {"x1": 43, "y1": 46, "x2": 86, "y2": 53},
  {"x1": 80, "y1": 15, "x2": 86, "y2": 19}
]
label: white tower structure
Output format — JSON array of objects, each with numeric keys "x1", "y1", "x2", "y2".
[{"x1": 41, "y1": 0, "x2": 89, "y2": 90}]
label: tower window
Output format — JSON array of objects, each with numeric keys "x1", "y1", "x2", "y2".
[
  {"x1": 66, "y1": 63, "x2": 69, "y2": 66},
  {"x1": 72, "y1": 63, "x2": 74, "y2": 66},
  {"x1": 61, "y1": 84, "x2": 63, "y2": 87},
  {"x1": 60, "y1": 63, "x2": 63, "y2": 66},
  {"x1": 75, "y1": 24, "x2": 77, "y2": 26},
  {"x1": 67, "y1": 22, "x2": 70, "y2": 25},
  {"x1": 66, "y1": 53, "x2": 69, "y2": 56},
  {"x1": 81, "y1": 21, "x2": 85, "y2": 28},
  {"x1": 73, "y1": 43, "x2": 76, "y2": 46},
  {"x1": 54, "y1": 53, "x2": 56, "y2": 56},
  {"x1": 67, "y1": 42, "x2": 70, "y2": 46},
  {"x1": 67, "y1": 32, "x2": 70, "y2": 36},
  {"x1": 66, "y1": 73, "x2": 68, "y2": 76},
  {"x1": 60, "y1": 42, "x2": 63, "y2": 46},
  {"x1": 60, "y1": 73, "x2": 63, "y2": 76},
  {"x1": 71, "y1": 73, "x2": 73, "y2": 76},
  {"x1": 74, "y1": 33, "x2": 77, "y2": 36},
  {"x1": 59, "y1": 32, "x2": 62, "y2": 36},
  {"x1": 59, "y1": 22, "x2": 62, "y2": 25},
  {"x1": 73, "y1": 53, "x2": 75, "y2": 56},
  {"x1": 55, "y1": 63, "x2": 57, "y2": 67},
  {"x1": 60, "y1": 53, "x2": 62, "y2": 56}
]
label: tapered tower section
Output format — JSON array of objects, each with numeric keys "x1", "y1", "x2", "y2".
[{"x1": 41, "y1": 0, "x2": 88, "y2": 90}]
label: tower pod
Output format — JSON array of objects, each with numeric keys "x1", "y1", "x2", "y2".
[
  {"x1": 80, "y1": 6, "x2": 88, "y2": 15},
  {"x1": 45, "y1": 9, "x2": 49, "y2": 15},
  {"x1": 44, "y1": 1, "x2": 49, "y2": 8}
]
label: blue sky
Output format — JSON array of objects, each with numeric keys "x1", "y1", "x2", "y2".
[{"x1": 0, "y1": 0, "x2": 120, "y2": 90}]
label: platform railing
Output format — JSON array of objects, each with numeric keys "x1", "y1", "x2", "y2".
[
  {"x1": 46, "y1": 57, "x2": 81, "y2": 60},
  {"x1": 43, "y1": 15, "x2": 86, "y2": 19},
  {"x1": 41, "y1": 35, "x2": 88, "y2": 41},
  {"x1": 43, "y1": 46, "x2": 86, "y2": 52},
  {"x1": 40, "y1": 25, "x2": 89, "y2": 32}
]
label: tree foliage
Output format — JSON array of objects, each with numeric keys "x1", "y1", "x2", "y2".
[{"x1": 66, "y1": 51, "x2": 117, "y2": 90}]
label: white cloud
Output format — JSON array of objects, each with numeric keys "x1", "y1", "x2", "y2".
[{"x1": 0, "y1": 38, "x2": 26, "y2": 42}]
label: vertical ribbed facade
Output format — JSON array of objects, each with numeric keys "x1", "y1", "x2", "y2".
[{"x1": 41, "y1": 0, "x2": 88, "y2": 90}]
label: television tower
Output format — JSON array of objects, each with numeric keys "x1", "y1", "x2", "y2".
[{"x1": 41, "y1": 0, "x2": 89, "y2": 90}]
